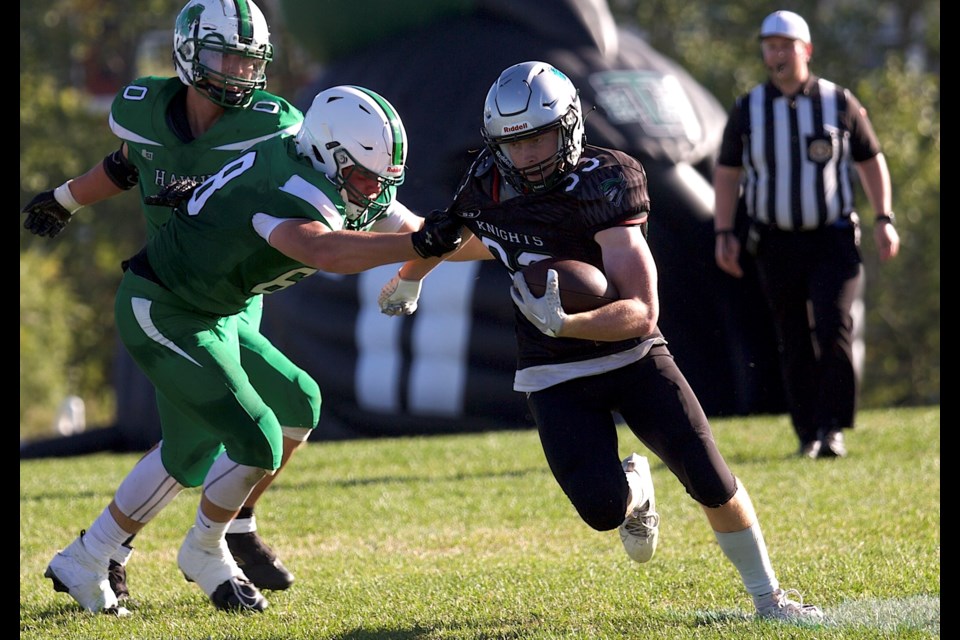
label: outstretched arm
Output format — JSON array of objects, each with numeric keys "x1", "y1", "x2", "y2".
[{"x1": 268, "y1": 220, "x2": 426, "y2": 274}]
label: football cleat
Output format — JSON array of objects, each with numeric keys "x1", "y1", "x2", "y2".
[
  {"x1": 226, "y1": 531, "x2": 294, "y2": 591},
  {"x1": 45, "y1": 531, "x2": 130, "y2": 616},
  {"x1": 210, "y1": 575, "x2": 269, "y2": 612},
  {"x1": 618, "y1": 453, "x2": 660, "y2": 563},
  {"x1": 178, "y1": 527, "x2": 268, "y2": 612},
  {"x1": 108, "y1": 543, "x2": 134, "y2": 602},
  {"x1": 755, "y1": 588, "x2": 824, "y2": 622}
]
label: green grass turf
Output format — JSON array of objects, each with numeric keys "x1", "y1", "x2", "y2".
[{"x1": 20, "y1": 406, "x2": 939, "y2": 639}]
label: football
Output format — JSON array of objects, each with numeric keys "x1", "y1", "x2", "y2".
[{"x1": 521, "y1": 258, "x2": 619, "y2": 313}]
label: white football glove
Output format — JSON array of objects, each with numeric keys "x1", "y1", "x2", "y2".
[
  {"x1": 510, "y1": 269, "x2": 566, "y2": 337},
  {"x1": 379, "y1": 273, "x2": 423, "y2": 316}
]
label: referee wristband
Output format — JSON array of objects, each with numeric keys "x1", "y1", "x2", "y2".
[
  {"x1": 875, "y1": 212, "x2": 896, "y2": 225},
  {"x1": 714, "y1": 229, "x2": 735, "y2": 237},
  {"x1": 53, "y1": 181, "x2": 83, "y2": 214}
]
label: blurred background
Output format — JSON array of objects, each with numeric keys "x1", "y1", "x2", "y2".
[{"x1": 20, "y1": 0, "x2": 939, "y2": 452}]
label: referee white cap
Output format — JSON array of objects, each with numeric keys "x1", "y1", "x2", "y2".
[{"x1": 760, "y1": 10, "x2": 811, "y2": 44}]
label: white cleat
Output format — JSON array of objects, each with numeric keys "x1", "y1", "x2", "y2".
[
  {"x1": 755, "y1": 588, "x2": 824, "y2": 622},
  {"x1": 618, "y1": 453, "x2": 660, "y2": 563},
  {"x1": 178, "y1": 527, "x2": 268, "y2": 612},
  {"x1": 45, "y1": 531, "x2": 130, "y2": 616}
]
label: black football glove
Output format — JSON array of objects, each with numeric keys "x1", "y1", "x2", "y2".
[
  {"x1": 144, "y1": 177, "x2": 202, "y2": 208},
  {"x1": 411, "y1": 208, "x2": 463, "y2": 258},
  {"x1": 22, "y1": 190, "x2": 75, "y2": 239}
]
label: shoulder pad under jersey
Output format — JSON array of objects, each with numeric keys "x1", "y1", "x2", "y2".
[
  {"x1": 565, "y1": 146, "x2": 650, "y2": 227},
  {"x1": 109, "y1": 76, "x2": 180, "y2": 145}
]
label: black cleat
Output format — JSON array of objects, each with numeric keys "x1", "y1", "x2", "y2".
[
  {"x1": 107, "y1": 560, "x2": 129, "y2": 602},
  {"x1": 210, "y1": 576, "x2": 269, "y2": 612},
  {"x1": 108, "y1": 543, "x2": 134, "y2": 602},
  {"x1": 226, "y1": 531, "x2": 294, "y2": 591}
]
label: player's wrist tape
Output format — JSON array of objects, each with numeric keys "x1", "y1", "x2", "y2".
[
  {"x1": 875, "y1": 212, "x2": 896, "y2": 225},
  {"x1": 53, "y1": 182, "x2": 83, "y2": 214}
]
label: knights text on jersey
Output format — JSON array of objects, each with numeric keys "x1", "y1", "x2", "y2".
[
  {"x1": 451, "y1": 145, "x2": 651, "y2": 370},
  {"x1": 717, "y1": 75, "x2": 882, "y2": 231},
  {"x1": 147, "y1": 136, "x2": 342, "y2": 317},
  {"x1": 109, "y1": 76, "x2": 304, "y2": 235}
]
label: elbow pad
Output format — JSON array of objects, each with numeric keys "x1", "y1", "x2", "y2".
[{"x1": 102, "y1": 146, "x2": 139, "y2": 190}]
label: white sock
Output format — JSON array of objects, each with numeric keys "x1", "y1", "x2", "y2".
[
  {"x1": 227, "y1": 515, "x2": 257, "y2": 535},
  {"x1": 714, "y1": 523, "x2": 779, "y2": 606},
  {"x1": 194, "y1": 454, "x2": 266, "y2": 547},
  {"x1": 192, "y1": 509, "x2": 231, "y2": 549},
  {"x1": 83, "y1": 508, "x2": 133, "y2": 564}
]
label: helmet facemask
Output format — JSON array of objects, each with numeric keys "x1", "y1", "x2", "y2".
[
  {"x1": 193, "y1": 41, "x2": 271, "y2": 107},
  {"x1": 330, "y1": 148, "x2": 404, "y2": 230}
]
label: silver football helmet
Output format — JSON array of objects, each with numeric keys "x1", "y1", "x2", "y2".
[
  {"x1": 173, "y1": 0, "x2": 273, "y2": 108},
  {"x1": 481, "y1": 61, "x2": 585, "y2": 193},
  {"x1": 295, "y1": 85, "x2": 407, "y2": 230}
]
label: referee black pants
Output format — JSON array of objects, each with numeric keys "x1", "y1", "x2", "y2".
[{"x1": 751, "y1": 224, "x2": 863, "y2": 445}]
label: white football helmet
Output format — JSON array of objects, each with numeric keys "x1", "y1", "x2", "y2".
[
  {"x1": 173, "y1": 0, "x2": 273, "y2": 108},
  {"x1": 295, "y1": 85, "x2": 407, "y2": 230},
  {"x1": 481, "y1": 61, "x2": 585, "y2": 193}
]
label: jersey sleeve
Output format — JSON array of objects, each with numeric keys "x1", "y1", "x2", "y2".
[
  {"x1": 842, "y1": 89, "x2": 882, "y2": 162},
  {"x1": 371, "y1": 199, "x2": 420, "y2": 233},
  {"x1": 717, "y1": 97, "x2": 746, "y2": 167},
  {"x1": 575, "y1": 150, "x2": 651, "y2": 234}
]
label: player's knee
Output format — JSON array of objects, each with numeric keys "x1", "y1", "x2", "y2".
[
  {"x1": 298, "y1": 373, "x2": 322, "y2": 428},
  {"x1": 688, "y1": 475, "x2": 738, "y2": 508},
  {"x1": 572, "y1": 495, "x2": 625, "y2": 531},
  {"x1": 275, "y1": 370, "x2": 321, "y2": 430}
]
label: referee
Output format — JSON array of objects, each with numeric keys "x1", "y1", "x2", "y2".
[{"x1": 713, "y1": 10, "x2": 900, "y2": 459}]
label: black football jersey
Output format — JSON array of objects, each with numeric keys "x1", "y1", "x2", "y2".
[{"x1": 450, "y1": 145, "x2": 654, "y2": 370}]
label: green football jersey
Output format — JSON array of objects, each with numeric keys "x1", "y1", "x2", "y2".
[
  {"x1": 109, "y1": 76, "x2": 303, "y2": 235},
  {"x1": 147, "y1": 136, "x2": 347, "y2": 316}
]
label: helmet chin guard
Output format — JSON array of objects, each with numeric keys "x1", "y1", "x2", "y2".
[{"x1": 481, "y1": 61, "x2": 585, "y2": 193}]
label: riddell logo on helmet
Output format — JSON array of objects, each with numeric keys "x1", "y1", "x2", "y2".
[
  {"x1": 502, "y1": 122, "x2": 530, "y2": 134},
  {"x1": 386, "y1": 166, "x2": 402, "y2": 175}
]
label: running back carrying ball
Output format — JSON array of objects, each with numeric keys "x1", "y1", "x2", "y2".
[{"x1": 522, "y1": 258, "x2": 619, "y2": 313}]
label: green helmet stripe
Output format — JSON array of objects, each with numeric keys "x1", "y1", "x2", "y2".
[
  {"x1": 350, "y1": 86, "x2": 404, "y2": 167},
  {"x1": 234, "y1": 0, "x2": 253, "y2": 40}
]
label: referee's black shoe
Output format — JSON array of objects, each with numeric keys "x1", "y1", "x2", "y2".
[
  {"x1": 798, "y1": 439, "x2": 821, "y2": 459},
  {"x1": 818, "y1": 430, "x2": 848, "y2": 458}
]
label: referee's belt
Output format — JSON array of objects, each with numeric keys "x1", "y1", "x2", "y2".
[{"x1": 749, "y1": 212, "x2": 856, "y2": 232}]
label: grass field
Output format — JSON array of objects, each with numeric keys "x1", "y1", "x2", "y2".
[{"x1": 20, "y1": 406, "x2": 939, "y2": 639}]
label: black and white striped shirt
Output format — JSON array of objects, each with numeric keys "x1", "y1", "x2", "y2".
[{"x1": 718, "y1": 75, "x2": 881, "y2": 231}]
